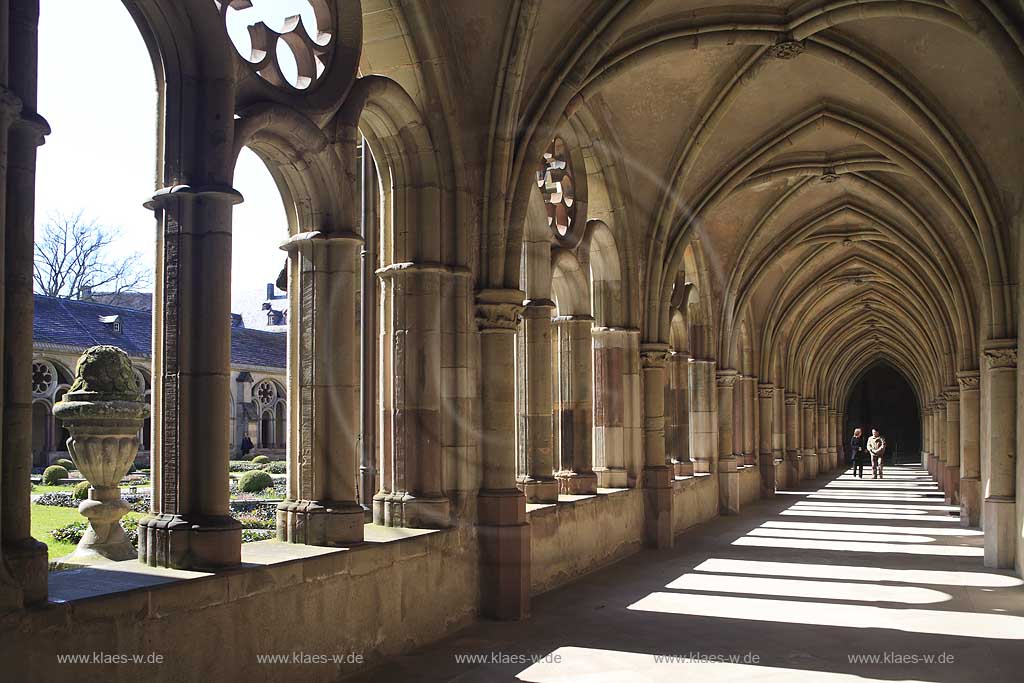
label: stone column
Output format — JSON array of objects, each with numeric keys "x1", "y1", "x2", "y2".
[
  {"x1": 593, "y1": 327, "x2": 630, "y2": 487},
  {"x1": 958, "y1": 371, "x2": 981, "y2": 527},
  {"x1": 623, "y1": 330, "x2": 643, "y2": 485},
  {"x1": 743, "y1": 377, "x2": 756, "y2": 467},
  {"x1": 784, "y1": 393, "x2": 801, "y2": 485},
  {"x1": 666, "y1": 351, "x2": 692, "y2": 477},
  {"x1": 138, "y1": 182, "x2": 244, "y2": 569},
  {"x1": 717, "y1": 370, "x2": 740, "y2": 514},
  {"x1": 475, "y1": 289, "x2": 529, "y2": 620},
  {"x1": 640, "y1": 344, "x2": 673, "y2": 548},
  {"x1": 923, "y1": 407, "x2": 933, "y2": 475},
  {"x1": 732, "y1": 375, "x2": 745, "y2": 466},
  {"x1": 519, "y1": 300, "x2": 557, "y2": 502},
  {"x1": 802, "y1": 399, "x2": 817, "y2": 479},
  {"x1": 943, "y1": 387, "x2": 960, "y2": 505},
  {"x1": 772, "y1": 386, "x2": 785, "y2": 482},
  {"x1": 935, "y1": 397, "x2": 947, "y2": 491},
  {"x1": 277, "y1": 231, "x2": 366, "y2": 545},
  {"x1": 758, "y1": 384, "x2": 775, "y2": 496},
  {"x1": 553, "y1": 315, "x2": 597, "y2": 494},
  {"x1": 817, "y1": 403, "x2": 829, "y2": 471},
  {"x1": 1, "y1": 0, "x2": 48, "y2": 602},
  {"x1": 688, "y1": 359, "x2": 716, "y2": 475},
  {"x1": 982, "y1": 341, "x2": 1016, "y2": 568}
]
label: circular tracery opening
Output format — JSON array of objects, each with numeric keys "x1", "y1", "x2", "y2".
[
  {"x1": 537, "y1": 137, "x2": 576, "y2": 238},
  {"x1": 31, "y1": 361, "x2": 56, "y2": 396},
  {"x1": 222, "y1": 0, "x2": 334, "y2": 91},
  {"x1": 254, "y1": 379, "x2": 278, "y2": 406}
]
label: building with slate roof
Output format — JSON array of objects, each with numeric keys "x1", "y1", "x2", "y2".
[{"x1": 31, "y1": 294, "x2": 287, "y2": 467}]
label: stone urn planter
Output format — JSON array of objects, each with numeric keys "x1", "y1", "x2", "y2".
[{"x1": 53, "y1": 345, "x2": 149, "y2": 563}]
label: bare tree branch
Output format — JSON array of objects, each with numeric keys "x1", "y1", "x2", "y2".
[{"x1": 33, "y1": 212, "x2": 152, "y2": 300}]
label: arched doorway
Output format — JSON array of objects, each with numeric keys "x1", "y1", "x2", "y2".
[{"x1": 844, "y1": 363, "x2": 921, "y2": 465}]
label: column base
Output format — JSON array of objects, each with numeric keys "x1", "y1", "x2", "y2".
[
  {"x1": 784, "y1": 452, "x2": 801, "y2": 488},
  {"x1": 943, "y1": 466, "x2": 960, "y2": 505},
  {"x1": 277, "y1": 499, "x2": 365, "y2": 545},
  {"x1": 759, "y1": 452, "x2": 776, "y2": 497},
  {"x1": 671, "y1": 461, "x2": 694, "y2": 478},
  {"x1": 520, "y1": 477, "x2": 559, "y2": 503},
  {"x1": 718, "y1": 455, "x2": 740, "y2": 515},
  {"x1": 960, "y1": 476, "x2": 981, "y2": 527},
  {"x1": 983, "y1": 496, "x2": 1016, "y2": 569},
  {"x1": 693, "y1": 459, "x2": 710, "y2": 475},
  {"x1": 138, "y1": 513, "x2": 241, "y2": 570},
  {"x1": 803, "y1": 453, "x2": 819, "y2": 479},
  {"x1": 642, "y1": 466, "x2": 673, "y2": 549},
  {"x1": 556, "y1": 470, "x2": 598, "y2": 495},
  {"x1": 477, "y1": 489, "x2": 530, "y2": 620},
  {"x1": 2, "y1": 538, "x2": 48, "y2": 605},
  {"x1": 595, "y1": 467, "x2": 629, "y2": 488},
  {"x1": 935, "y1": 462, "x2": 946, "y2": 491},
  {"x1": 402, "y1": 495, "x2": 452, "y2": 529}
]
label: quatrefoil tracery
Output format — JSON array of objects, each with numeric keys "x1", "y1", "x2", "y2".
[{"x1": 221, "y1": 0, "x2": 334, "y2": 91}]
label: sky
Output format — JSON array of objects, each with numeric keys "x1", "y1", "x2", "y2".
[{"x1": 34, "y1": 0, "x2": 316, "y2": 315}]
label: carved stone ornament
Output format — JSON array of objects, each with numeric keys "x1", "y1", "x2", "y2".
[
  {"x1": 640, "y1": 345, "x2": 670, "y2": 369},
  {"x1": 956, "y1": 371, "x2": 980, "y2": 390},
  {"x1": 757, "y1": 384, "x2": 775, "y2": 399},
  {"x1": 53, "y1": 346, "x2": 150, "y2": 564},
  {"x1": 221, "y1": 0, "x2": 335, "y2": 91},
  {"x1": 769, "y1": 38, "x2": 805, "y2": 60},
  {"x1": 537, "y1": 137, "x2": 576, "y2": 238},
  {"x1": 784, "y1": 393, "x2": 799, "y2": 405},
  {"x1": 716, "y1": 372, "x2": 739, "y2": 388},
  {"x1": 475, "y1": 289, "x2": 525, "y2": 332},
  {"x1": 984, "y1": 347, "x2": 1017, "y2": 369}
]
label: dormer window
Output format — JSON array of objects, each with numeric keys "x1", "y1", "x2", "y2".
[{"x1": 99, "y1": 314, "x2": 123, "y2": 335}]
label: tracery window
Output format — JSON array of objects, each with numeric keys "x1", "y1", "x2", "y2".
[
  {"x1": 537, "y1": 137, "x2": 576, "y2": 238},
  {"x1": 31, "y1": 361, "x2": 57, "y2": 397}
]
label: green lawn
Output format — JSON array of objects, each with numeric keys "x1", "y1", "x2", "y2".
[
  {"x1": 31, "y1": 484, "x2": 76, "y2": 495},
  {"x1": 31, "y1": 504, "x2": 146, "y2": 561}
]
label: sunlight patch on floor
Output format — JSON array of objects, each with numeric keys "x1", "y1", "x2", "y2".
[
  {"x1": 733, "y1": 535, "x2": 982, "y2": 556},
  {"x1": 516, "y1": 646, "x2": 936, "y2": 683},
  {"x1": 691, "y1": 558, "x2": 1023, "y2": 587},
  {"x1": 665, "y1": 572, "x2": 951, "y2": 604},
  {"x1": 627, "y1": 592, "x2": 1024, "y2": 639}
]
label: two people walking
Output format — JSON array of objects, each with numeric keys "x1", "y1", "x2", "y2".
[{"x1": 850, "y1": 427, "x2": 886, "y2": 478}]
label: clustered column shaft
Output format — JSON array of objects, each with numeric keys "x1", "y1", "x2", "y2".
[
  {"x1": 981, "y1": 341, "x2": 1016, "y2": 568},
  {"x1": 958, "y1": 371, "x2": 981, "y2": 526},
  {"x1": 553, "y1": 315, "x2": 597, "y2": 495},
  {"x1": 666, "y1": 350, "x2": 692, "y2": 477},
  {"x1": 519, "y1": 299, "x2": 557, "y2": 502},
  {"x1": 757, "y1": 384, "x2": 775, "y2": 495},
  {"x1": 688, "y1": 359, "x2": 716, "y2": 474},
  {"x1": 640, "y1": 344, "x2": 673, "y2": 548},
  {"x1": 592, "y1": 326, "x2": 631, "y2": 487},
  {"x1": 716, "y1": 370, "x2": 739, "y2": 514}
]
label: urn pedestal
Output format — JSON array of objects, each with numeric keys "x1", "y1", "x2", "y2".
[{"x1": 52, "y1": 346, "x2": 149, "y2": 565}]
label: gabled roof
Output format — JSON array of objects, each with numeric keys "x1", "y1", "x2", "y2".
[{"x1": 33, "y1": 294, "x2": 286, "y2": 369}]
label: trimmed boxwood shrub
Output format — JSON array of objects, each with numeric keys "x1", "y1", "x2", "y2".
[
  {"x1": 53, "y1": 458, "x2": 75, "y2": 471},
  {"x1": 238, "y1": 469, "x2": 274, "y2": 493},
  {"x1": 42, "y1": 465, "x2": 68, "y2": 485},
  {"x1": 251, "y1": 455, "x2": 270, "y2": 464},
  {"x1": 260, "y1": 461, "x2": 286, "y2": 474},
  {"x1": 35, "y1": 492, "x2": 77, "y2": 508},
  {"x1": 73, "y1": 480, "x2": 91, "y2": 500}
]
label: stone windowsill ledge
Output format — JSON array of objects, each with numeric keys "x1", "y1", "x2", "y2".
[
  {"x1": 44, "y1": 523, "x2": 444, "y2": 606},
  {"x1": 672, "y1": 472, "x2": 713, "y2": 489},
  {"x1": 526, "y1": 487, "x2": 632, "y2": 516}
]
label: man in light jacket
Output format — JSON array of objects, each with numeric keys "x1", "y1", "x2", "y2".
[{"x1": 867, "y1": 429, "x2": 886, "y2": 479}]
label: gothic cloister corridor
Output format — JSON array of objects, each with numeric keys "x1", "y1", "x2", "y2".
[
  {"x1": 353, "y1": 465, "x2": 1024, "y2": 683},
  {"x1": 3, "y1": 1, "x2": 1024, "y2": 681}
]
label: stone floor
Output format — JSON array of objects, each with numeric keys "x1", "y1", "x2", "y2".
[{"x1": 350, "y1": 464, "x2": 1024, "y2": 682}]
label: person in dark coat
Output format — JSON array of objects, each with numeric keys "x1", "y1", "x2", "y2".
[
  {"x1": 850, "y1": 428, "x2": 868, "y2": 478},
  {"x1": 240, "y1": 434, "x2": 254, "y2": 458}
]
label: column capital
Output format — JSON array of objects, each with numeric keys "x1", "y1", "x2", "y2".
[
  {"x1": 801, "y1": 398, "x2": 816, "y2": 409},
  {"x1": 757, "y1": 383, "x2": 776, "y2": 399},
  {"x1": 143, "y1": 183, "x2": 244, "y2": 211},
  {"x1": 283, "y1": 230, "x2": 364, "y2": 254},
  {"x1": 716, "y1": 369, "x2": 739, "y2": 387},
  {"x1": 943, "y1": 385, "x2": 960, "y2": 402},
  {"x1": 688, "y1": 357, "x2": 716, "y2": 367},
  {"x1": 475, "y1": 289, "x2": 525, "y2": 332},
  {"x1": 11, "y1": 109, "x2": 49, "y2": 146},
  {"x1": 784, "y1": 392, "x2": 800, "y2": 405},
  {"x1": 375, "y1": 260, "x2": 468, "y2": 278},
  {"x1": 983, "y1": 340, "x2": 1017, "y2": 369},
  {"x1": 640, "y1": 343, "x2": 670, "y2": 368},
  {"x1": 552, "y1": 314, "x2": 595, "y2": 324},
  {"x1": 957, "y1": 370, "x2": 980, "y2": 390},
  {"x1": 523, "y1": 298, "x2": 556, "y2": 309}
]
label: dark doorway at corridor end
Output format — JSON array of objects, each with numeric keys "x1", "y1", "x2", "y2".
[{"x1": 844, "y1": 363, "x2": 922, "y2": 464}]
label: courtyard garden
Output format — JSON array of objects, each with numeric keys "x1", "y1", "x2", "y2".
[{"x1": 31, "y1": 456, "x2": 288, "y2": 562}]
